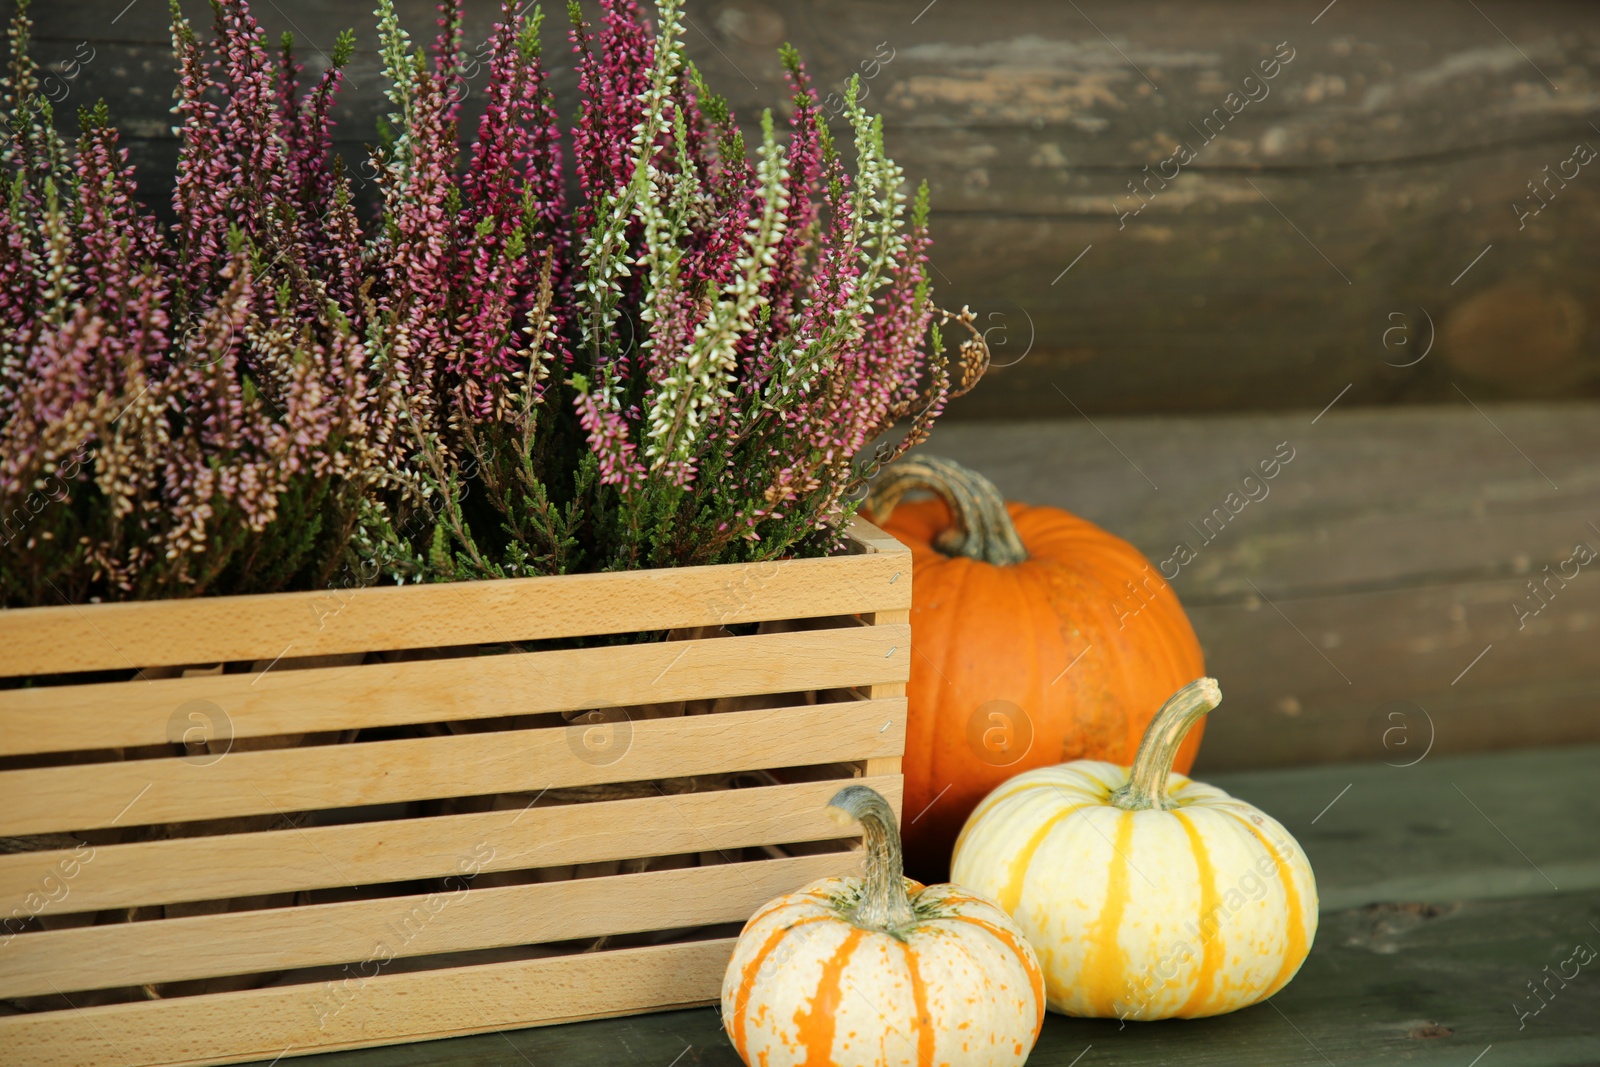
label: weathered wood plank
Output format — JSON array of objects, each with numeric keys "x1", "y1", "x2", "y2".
[
  {"x1": 226, "y1": 890, "x2": 1600, "y2": 1067},
  {"x1": 912, "y1": 404, "x2": 1600, "y2": 769},
  {"x1": 15, "y1": 0, "x2": 1600, "y2": 413},
  {"x1": 31, "y1": 1, "x2": 1599, "y2": 168},
  {"x1": 1207, "y1": 745, "x2": 1600, "y2": 912},
  {"x1": 924, "y1": 148, "x2": 1600, "y2": 417},
  {"x1": 1186, "y1": 578, "x2": 1600, "y2": 771},
  {"x1": 914, "y1": 405, "x2": 1600, "y2": 598}
]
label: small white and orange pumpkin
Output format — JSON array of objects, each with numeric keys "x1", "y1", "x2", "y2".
[
  {"x1": 721, "y1": 785, "x2": 1044, "y2": 1066},
  {"x1": 951, "y1": 678, "x2": 1317, "y2": 1020}
]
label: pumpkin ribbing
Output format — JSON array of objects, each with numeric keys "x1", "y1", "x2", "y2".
[
  {"x1": 720, "y1": 786, "x2": 1045, "y2": 1066},
  {"x1": 951, "y1": 679, "x2": 1319, "y2": 1020},
  {"x1": 864, "y1": 455, "x2": 1207, "y2": 881}
]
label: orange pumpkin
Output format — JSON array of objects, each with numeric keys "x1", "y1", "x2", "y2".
[
  {"x1": 721, "y1": 785, "x2": 1044, "y2": 1067},
  {"x1": 864, "y1": 455, "x2": 1206, "y2": 881}
]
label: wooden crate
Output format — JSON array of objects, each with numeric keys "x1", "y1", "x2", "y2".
[{"x1": 0, "y1": 519, "x2": 910, "y2": 1067}]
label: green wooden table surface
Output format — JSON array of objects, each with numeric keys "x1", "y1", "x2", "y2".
[{"x1": 249, "y1": 745, "x2": 1600, "y2": 1067}]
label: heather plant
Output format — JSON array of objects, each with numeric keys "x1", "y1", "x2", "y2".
[
  {"x1": 0, "y1": 0, "x2": 388, "y2": 606},
  {"x1": 567, "y1": 0, "x2": 988, "y2": 570},
  {"x1": 354, "y1": 0, "x2": 588, "y2": 583},
  {"x1": 0, "y1": 0, "x2": 982, "y2": 607},
  {"x1": 382, "y1": 0, "x2": 987, "y2": 578}
]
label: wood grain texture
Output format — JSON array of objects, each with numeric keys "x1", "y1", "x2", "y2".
[
  {"x1": 0, "y1": 622, "x2": 909, "y2": 758},
  {"x1": 0, "y1": 696, "x2": 906, "y2": 836},
  {"x1": 0, "y1": 774, "x2": 902, "y2": 913},
  {"x1": 1208, "y1": 745, "x2": 1600, "y2": 912},
  {"x1": 0, "y1": 853, "x2": 848, "y2": 997},
  {"x1": 909, "y1": 404, "x2": 1600, "y2": 770},
  {"x1": 0, "y1": 937, "x2": 739, "y2": 1067},
  {"x1": 0, "y1": 526, "x2": 906, "y2": 676},
  {"x1": 15, "y1": 0, "x2": 1600, "y2": 414}
]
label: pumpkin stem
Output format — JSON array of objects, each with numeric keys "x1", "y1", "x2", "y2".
[
  {"x1": 864, "y1": 456, "x2": 1028, "y2": 566},
  {"x1": 1110, "y1": 678, "x2": 1222, "y2": 812},
  {"x1": 826, "y1": 785, "x2": 917, "y2": 933}
]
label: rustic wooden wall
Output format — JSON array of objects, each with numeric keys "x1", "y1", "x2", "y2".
[
  {"x1": 17, "y1": 0, "x2": 1600, "y2": 415},
  {"x1": 915, "y1": 403, "x2": 1600, "y2": 774}
]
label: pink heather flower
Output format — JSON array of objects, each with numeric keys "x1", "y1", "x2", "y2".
[
  {"x1": 574, "y1": 384, "x2": 645, "y2": 490},
  {"x1": 569, "y1": 0, "x2": 654, "y2": 228},
  {"x1": 2, "y1": 0, "x2": 392, "y2": 605},
  {"x1": 457, "y1": 3, "x2": 568, "y2": 398}
]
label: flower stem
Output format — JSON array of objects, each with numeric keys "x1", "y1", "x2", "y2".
[
  {"x1": 1110, "y1": 678, "x2": 1222, "y2": 812},
  {"x1": 826, "y1": 785, "x2": 916, "y2": 933}
]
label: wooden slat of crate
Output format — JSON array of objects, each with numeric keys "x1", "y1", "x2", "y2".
[
  {"x1": 0, "y1": 937, "x2": 738, "y2": 1067},
  {"x1": 0, "y1": 690, "x2": 907, "y2": 836},
  {"x1": 0, "y1": 519, "x2": 908, "y2": 677},
  {"x1": 0, "y1": 622, "x2": 909, "y2": 759},
  {"x1": 0, "y1": 853, "x2": 850, "y2": 998},
  {"x1": 0, "y1": 775, "x2": 904, "y2": 914}
]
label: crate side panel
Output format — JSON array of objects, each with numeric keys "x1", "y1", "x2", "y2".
[
  {"x1": 0, "y1": 853, "x2": 846, "y2": 998},
  {"x1": 0, "y1": 697, "x2": 906, "y2": 837},
  {"x1": 0, "y1": 937, "x2": 736, "y2": 1067},
  {"x1": 0, "y1": 551, "x2": 906, "y2": 678},
  {"x1": 0, "y1": 776, "x2": 903, "y2": 913},
  {"x1": 0, "y1": 623, "x2": 910, "y2": 758}
]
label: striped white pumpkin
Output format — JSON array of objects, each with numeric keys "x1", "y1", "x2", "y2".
[
  {"x1": 951, "y1": 678, "x2": 1317, "y2": 1020},
  {"x1": 722, "y1": 786, "x2": 1044, "y2": 1066}
]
